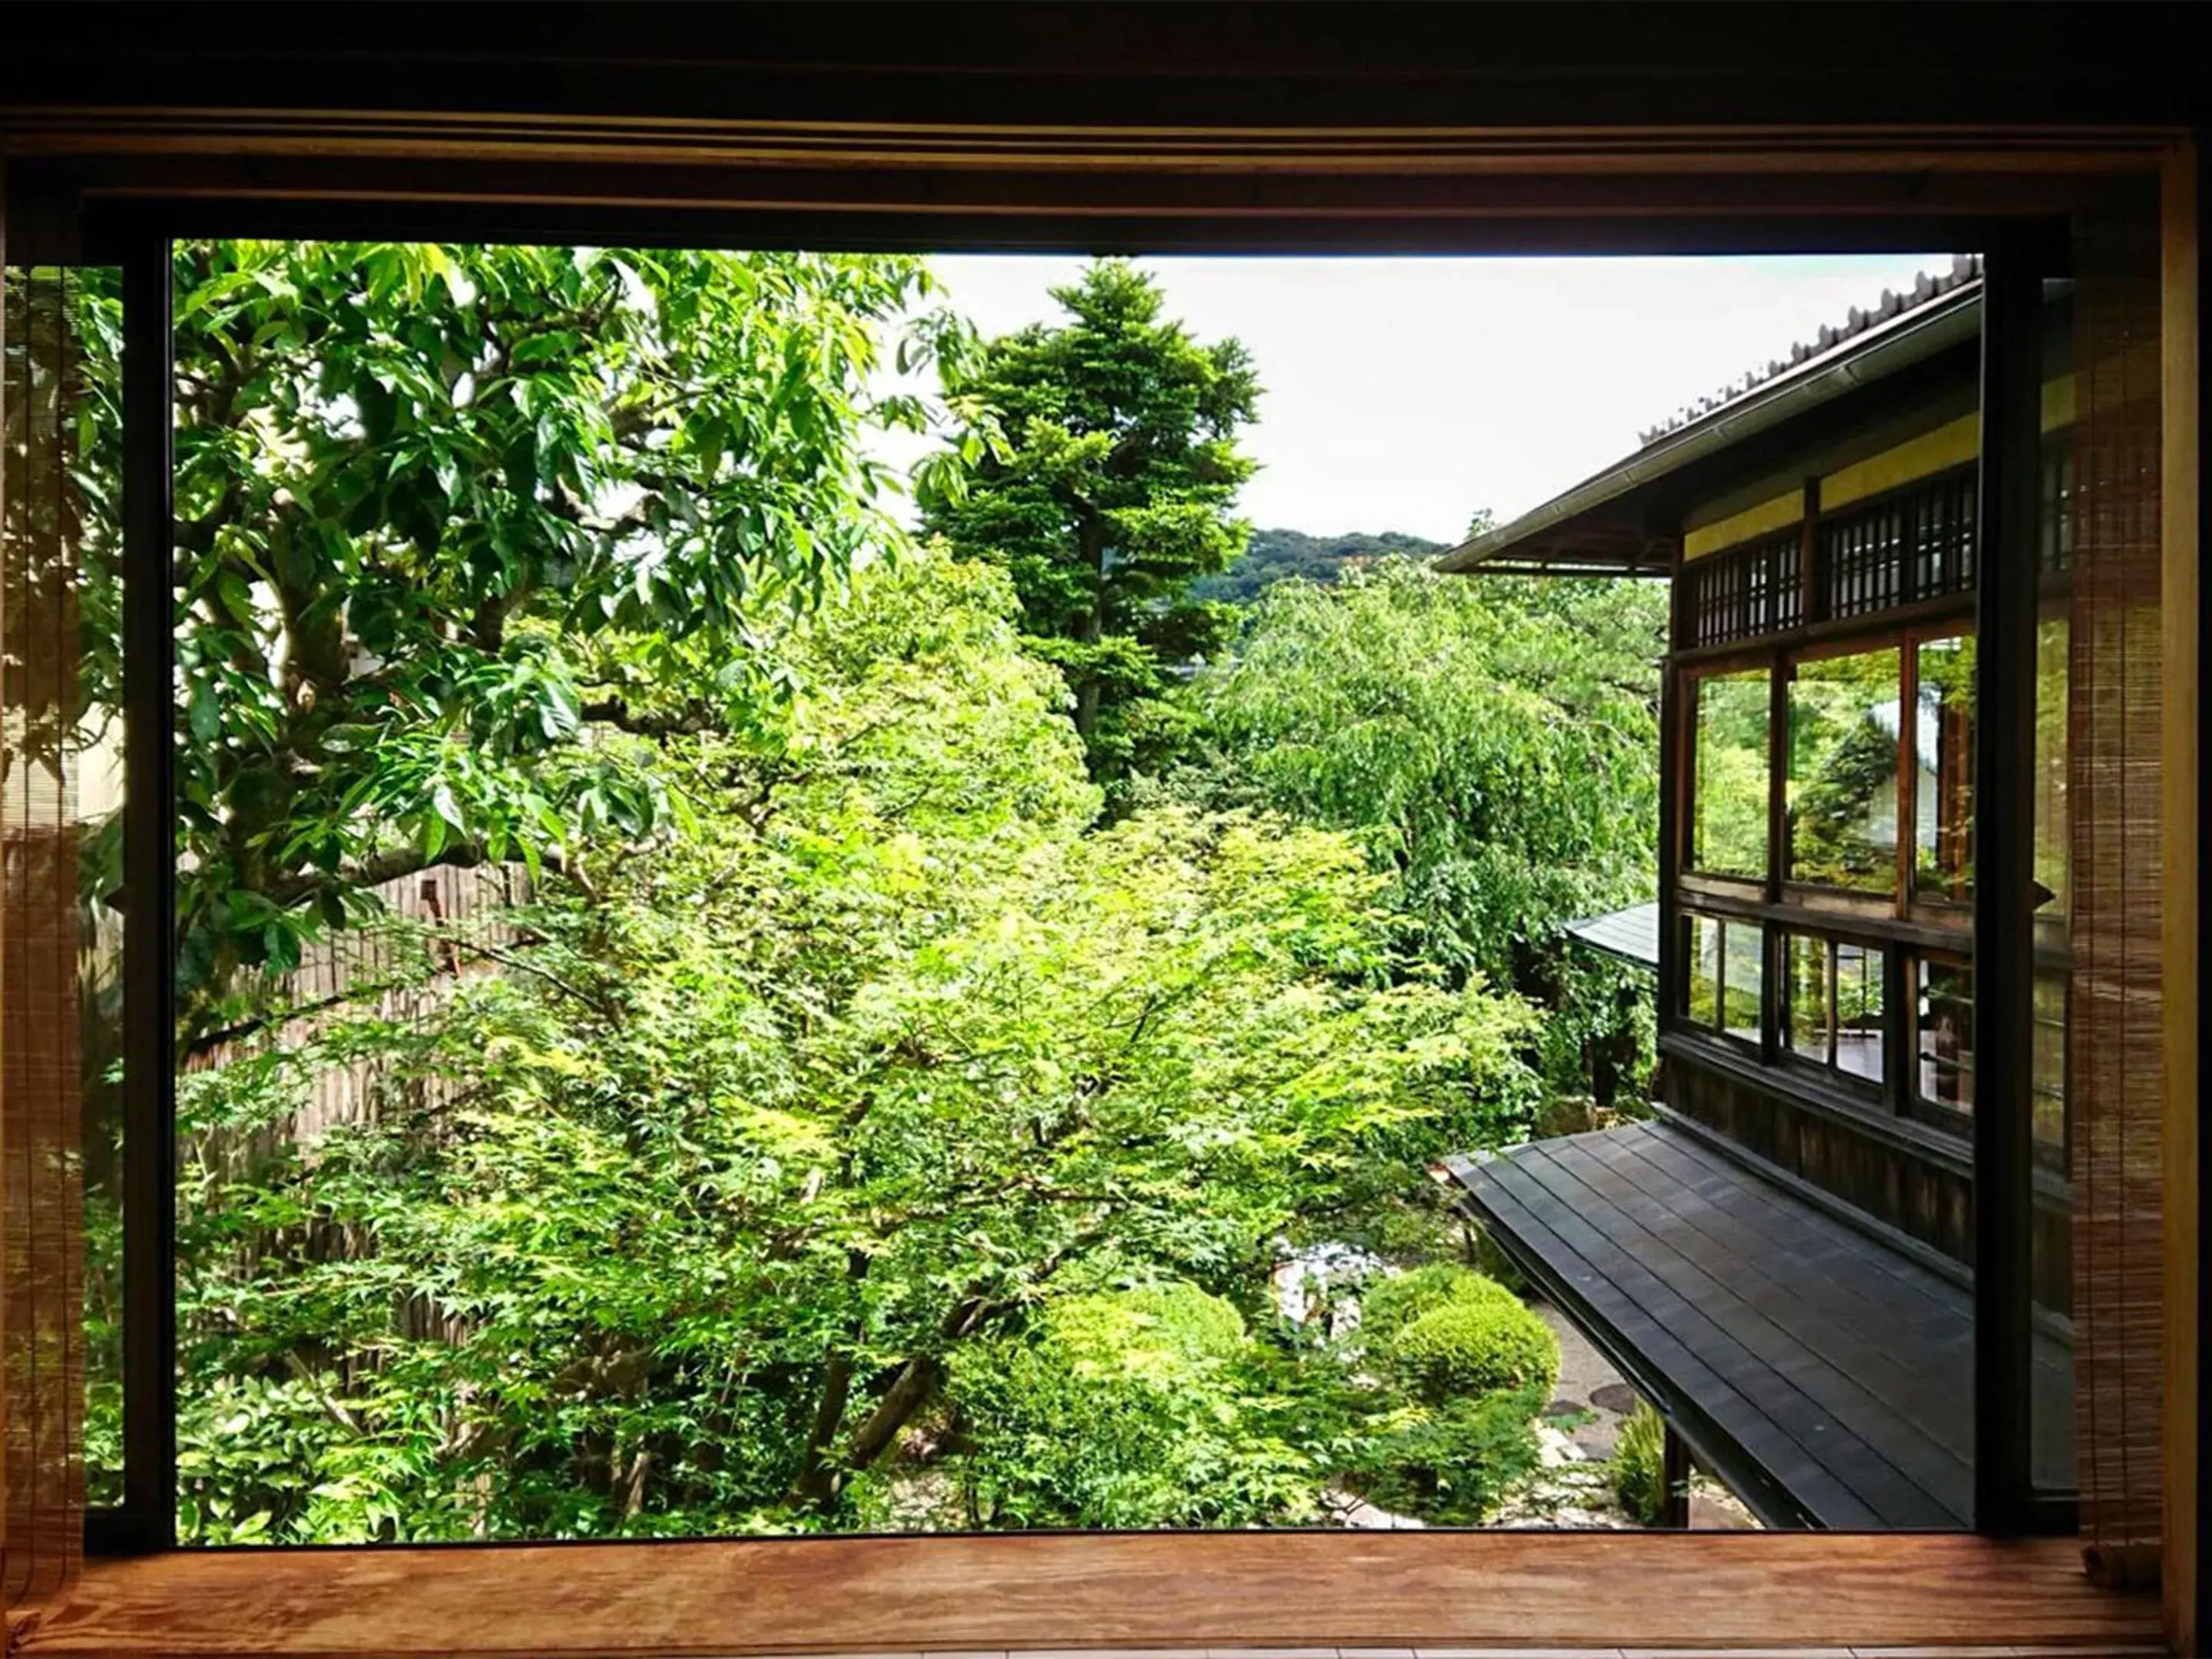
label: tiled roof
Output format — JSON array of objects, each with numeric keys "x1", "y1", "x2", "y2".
[
  {"x1": 1637, "y1": 253, "x2": 1983, "y2": 447},
  {"x1": 1563, "y1": 900, "x2": 1661, "y2": 970}
]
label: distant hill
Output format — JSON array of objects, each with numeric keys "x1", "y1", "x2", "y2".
[{"x1": 1194, "y1": 528, "x2": 1448, "y2": 606}]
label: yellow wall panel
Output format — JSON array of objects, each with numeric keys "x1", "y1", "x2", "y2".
[
  {"x1": 1818, "y1": 412, "x2": 1980, "y2": 512},
  {"x1": 1683, "y1": 490, "x2": 1803, "y2": 561}
]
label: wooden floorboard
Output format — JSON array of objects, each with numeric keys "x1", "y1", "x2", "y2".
[{"x1": 15, "y1": 1534, "x2": 2159, "y2": 1657}]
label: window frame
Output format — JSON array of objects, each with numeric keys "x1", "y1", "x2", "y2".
[
  {"x1": 1672, "y1": 614, "x2": 1987, "y2": 1140},
  {"x1": 22, "y1": 94, "x2": 2186, "y2": 1658}
]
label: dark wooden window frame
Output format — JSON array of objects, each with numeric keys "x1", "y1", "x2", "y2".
[
  {"x1": 1673, "y1": 601, "x2": 1992, "y2": 1125},
  {"x1": 1, "y1": 98, "x2": 2187, "y2": 1657}
]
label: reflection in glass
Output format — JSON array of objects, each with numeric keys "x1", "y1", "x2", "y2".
[
  {"x1": 2033, "y1": 614, "x2": 2070, "y2": 925},
  {"x1": 1687, "y1": 913, "x2": 1719, "y2": 1026},
  {"x1": 1912, "y1": 636, "x2": 1975, "y2": 904},
  {"x1": 1788, "y1": 647, "x2": 1901, "y2": 892},
  {"x1": 2032, "y1": 968, "x2": 2068, "y2": 1154},
  {"x1": 1784, "y1": 933, "x2": 1829, "y2": 1063},
  {"x1": 1691, "y1": 671, "x2": 1769, "y2": 879},
  {"x1": 1723, "y1": 921, "x2": 1763, "y2": 1045},
  {"x1": 1916, "y1": 956, "x2": 1973, "y2": 1111},
  {"x1": 1782, "y1": 933, "x2": 1883, "y2": 1084}
]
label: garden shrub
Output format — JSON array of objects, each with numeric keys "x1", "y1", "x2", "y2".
[
  {"x1": 1342, "y1": 1389, "x2": 1548, "y2": 1525},
  {"x1": 1364, "y1": 1267, "x2": 1558, "y2": 1406},
  {"x1": 952, "y1": 1283, "x2": 1320, "y2": 1530},
  {"x1": 1610, "y1": 1399, "x2": 1669, "y2": 1525},
  {"x1": 1333, "y1": 1264, "x2": 1558, "y2": 1523},
  {"x1": 1356, "y1": 1263, "x2": 1475, "y2": 1340}
]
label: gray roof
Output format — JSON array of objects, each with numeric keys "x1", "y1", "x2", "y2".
[
  {"x1": 1637, "y1": 254, "x2": 1983, "y2": 446},
  {"x1": 1564, "y1": 901, "x2": 1661, "y2": 971},
  {"x1": 1435, "y1": 257, "x2": 1985, "y2": 577}
]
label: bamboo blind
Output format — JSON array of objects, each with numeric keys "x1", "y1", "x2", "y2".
[
  {"x1": 2068, "y1": 207, "x2": 2167, "y2": 1582},
  {"x1": 1, "y1": 257, "x2": 87, "y2": 1614}
]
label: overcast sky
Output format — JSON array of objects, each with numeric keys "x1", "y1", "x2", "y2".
[{"x1": 874, "y1": 252, "x2": 1950, "y2": 547}]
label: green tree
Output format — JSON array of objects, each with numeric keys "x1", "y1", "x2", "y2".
[
  {"x1": 174, "y1": 547, "x2": 1541, "y2": 1542},
  {"x1": 75, "y1": 241, "x2": 936, "y2": 1042},
  {"x1": 920, "y1": 260, "x2": 1260, "y2": 792},
  {"x1": 1178, "y1": 558, "x2": 1666, "y2": 1088}
]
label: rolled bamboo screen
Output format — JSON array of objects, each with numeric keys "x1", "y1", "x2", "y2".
[
  {"x1": 2068, "y1": 207, "x2": 2167, "y2": 1583},
  {"x1": 0, "y1": 259, "x2": 86, "y2": 1613}
]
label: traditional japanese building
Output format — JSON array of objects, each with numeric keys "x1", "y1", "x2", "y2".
[{"x1": 1438, "y1": 253, "x2": 2154, "y2": 1535}]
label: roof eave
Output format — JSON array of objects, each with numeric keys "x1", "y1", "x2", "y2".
[{"x1": 1435, "y1": 280, "x2": 1983, "y2": 577}]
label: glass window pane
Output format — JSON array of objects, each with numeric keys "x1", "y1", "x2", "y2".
[
  {"x1": 1916, "y1": 957, "x2": 1973, "y2": 1111},
  {"x1": 1785, "y1": 933, "x2": 1831, "y2": 1063},
  {"x1": 1787, "y1": 647, "x2": 1902, "y2": 892},
  {"x1": 1833, "y1": 941, "x2": 1885, "y2": 1084},
  {"x1": 2032, "y1": 967, "x2": 2068, "y2": 1153},
  {"x1": 1912, "y1": 635, "x2": 1975, "y2": 904},
  {"x1": 2034, "y1": 613, "x2": 2070, "y2": 923},
  {"x1": 1723, "y1": 921, "x2": 1763, "y2": 1045},
  {"x1": 1687, "y1": 913, "x2": 1719, "y2": 1026},
  {"x1": 1690, "y1": 670, "x2": 1768, "y2": 879}
]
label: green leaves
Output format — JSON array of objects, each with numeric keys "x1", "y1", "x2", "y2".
[
  {"x1": 171, "y1": 546, "x2": 1545, "y2": 1541},
  {"x1": 919, "y1": 260, "x2": 1260, "y2": 797},
  {"x1": 74, "y1": 241, "x2": 933, "y2": 1039},
  {"x1": 1181, "y1": 557, "x2": 1667, "y2": 1093}
]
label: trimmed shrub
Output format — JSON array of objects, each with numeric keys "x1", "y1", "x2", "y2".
[
  {"x1": 1342, "y1": 1389, "x2": 1548, "y2": 1525},
  {"x1": 1358, "y1": 1263, "x2": 1478, "y2": 1340},
  {"x1": 1366, "y1": 1270, "x2": 1558, "y2": 1406},
  {"x1": 1340, "y1": 1265, "x2": 1558, "y2": 1525}
]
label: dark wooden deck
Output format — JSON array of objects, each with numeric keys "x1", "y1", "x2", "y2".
[{"x1": 1443, "y1": 1116, "x2": 2071, "y2": 1531}]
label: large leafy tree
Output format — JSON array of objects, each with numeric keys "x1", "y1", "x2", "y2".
[
  {"x1": 1181, "y1": 558, "x2": 1667, "y2": 1088},
  {"x1": 919, "y1": 260, "x2": 1259, "y2": 792},
  {"x1": 174, "y1": 549, "x2": 1540, "y2": 1541},
  {"x1": 76, "y1": 242, "x2": 935, "y2": 1041}
]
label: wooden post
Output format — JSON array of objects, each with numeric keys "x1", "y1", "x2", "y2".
[
  {"x1": 119, "y1": 228, "x2": 177, "y2": 1551},
  {"x1": 1661, "y1": 1419, "x2": 1693, "y2": 1529},
  {"x1": 2160, "y1": 135, "x2": 2204, "y2": 1658},
  {"x1": 1658, "y1": 537, "x2": 1686, "y2": 1044},
  {"x1": 1972, "y1": 248, "x2": 2045, "y2": 1535}
]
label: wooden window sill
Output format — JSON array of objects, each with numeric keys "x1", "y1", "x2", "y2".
[{"x1": 15, "y1": 1533, "x2": 2157, "y2": 1657}]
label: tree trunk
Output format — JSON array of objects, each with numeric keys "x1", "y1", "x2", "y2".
[{"x1": 790, "y1": 1353, "x2": 855, "y2": 1511}]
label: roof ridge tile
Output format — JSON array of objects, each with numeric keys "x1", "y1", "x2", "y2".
[{"x1": 1636, "y1": 253, "x2": 1982, "y2": 447}]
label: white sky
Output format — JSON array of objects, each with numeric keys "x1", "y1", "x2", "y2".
[{"x1": 874, "y1": 253, "x2": 1951, "y2": 546}]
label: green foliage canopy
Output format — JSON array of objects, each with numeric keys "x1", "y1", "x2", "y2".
[
  {"x1": 1179, "y1": 559, "x2": 1664, "y2": 1089},
  {"x1": 1187, "y1": 560, "x2": 1664, "y2": 986},
  {"x1": 78, "y1": 242, "x2": 935, "y2": 1040},
  {"x1": 174, "y1": 548, "x2": 1543, "y2": 1541},
  {"x1": 919, "y1": 260, "x2": 1260, "y2": 792}
]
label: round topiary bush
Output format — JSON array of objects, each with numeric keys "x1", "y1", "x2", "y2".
[
  {"x1": 1368, "y1": 1270, "x2": 1557, "y2": 1406},
  {"x1": 1357, "y1": 1263, "x2": 1478, "y2": 1340}
]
